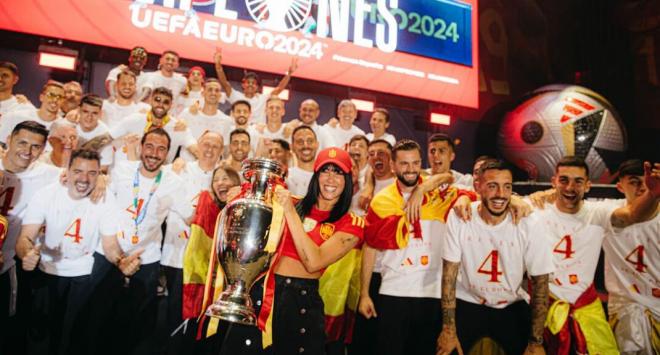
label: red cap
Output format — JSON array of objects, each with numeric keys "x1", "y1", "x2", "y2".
[
  {"x1": 313, "y1": 147, "x2": 352, "y2": 174},
  {"x1": 188, "y1": 66, "x2": 206, "y2": 78}
]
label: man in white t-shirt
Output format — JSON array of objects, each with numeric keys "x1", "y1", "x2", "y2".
[
  {"x1": 102, "y1": 70, "x2": 150, "y2": 129},
  {"x1": 177, "y1": 79, "x2": 232, "y2": 161},
  {"x1": 424, "y1": 133, "x2": 471, "y2": 188},
  {"x1": 82, "y1": 87, "x2": 198, "y2": 164},
  {"x1": 325, "y1": 99, "x2": 365, "y2": 149},
  {"x1": 286, "y1": 125, "x2": 319, "y2": 197},
  {"x1": 16, "y1": 149, "x2": 119, "y2": 355},
  {"x1": 600, "y1": 159, "x2": 659, "y2": 354},
  {"x1": 0, "y1": 61, "x2": 35, "y2": 119},
  {"x1": 268, "y1": 138, "x2": 291, "y2": 176},
  {"x1": 161, "y1": 131, "x2": 223, "y2": 349},
  {"x1": 534, "y1": 156, "x2": 654, "y2": 354},
  {"x1": 214, "y1": 49, "x2": 297, "y2": 125},
  {"x1": 352, "y1": 138, "x2": 395, "y2": 355},
  {"x1": 60, "y1": 81, "x2": 83, "y2": 119},
  {"x1": 221, "y1": 128, "x2": 251, "y2": 174},
  {"x1": 437, "y1": 160, "x2": 554, "y2": 355},
  {"x1": 105, "y1": 46, "x2": 150, "y2": 102},
  {"x1": 39, "y1": 120, "x2": 79, "y2": 168},
  {"x1": 252, "y1": 96, "x2": 287, "y2": 157},
  {"x1": 283, "y1": 99, "x2": 336, "y2": 150},
  {"x1": 225, "y1": 100, "x2": 260, "y2": 155},
  {"x1": 0, "y1": 80, "x2": 63, "y2": 144},
  {"x1": 86, "y1": 128, "x2": 194, "y2": 354},
  {"x1": 0, "y1": 121, "x2": 59, "y2": 352},
  {"x1": 365, "y1": 108, "x2": 396, "y2": 146},
  {"x1": 141, "y1": 50, "x2": 187, "y2": 103},
  {"x1": 364, "y1": 140, "x2": 466, "y2": 355},
  {"x1": 76, "y1": 94, "x2": 113, "y2": 172}
]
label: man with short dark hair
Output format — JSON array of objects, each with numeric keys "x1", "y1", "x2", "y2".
[
  {"x1": 214, "y1": 50, "x2": 297, "y2": 125},
  {"x1": 349, "y1": 135, "x2": 369, "y2": 185},
  {"x1": 221, "y1": 128, "x2": 251, "y2": 173},
  {"x1": 141, "y1": 50, "x2": 187, "y2": 102},
  {"x1": 105, "y1": 46, "x2": 151, "y2": 101},
  {"x1": 364, "y1": 139, "x2": 470, "y2": 355},
  {"x1": 0, "y1": 61, "x2": 35, "y2": 118},
  {"x1": 269, "y1": 138, "x2": 291, "y2": 173},
  {"x1": 16, "y1": 149, "x2": 119, "y2": 355},
  {"x1": 437, "y1": 160, "x2": 554, "y2": 355},
  {"x1": 102, "y1": 70, "x2": 150, "y2": 129},
  {"x1": 603, "y1": 159, "x2": 660, "y2": 354},
  {"x1": 366, "y1": 108, "x2": 395, "y2": 146},
  {"x1": 286, "y1": 125, "x2": 319, "y2": 196},
  {"x1": 0, "y1": 121, "x2": 59, "y2": 353},
  {"x1": 86, "y1": 128, "x2": 194, "y2": 354},
  {"x1": 0, "y1": 81, "x2": 64, "y2": 144},
  {"x1": 76, "y1": 94, "x2": 113, "y2": 172}
]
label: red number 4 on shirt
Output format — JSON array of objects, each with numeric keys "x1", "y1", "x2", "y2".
[
  {"x1": 64, "y1": 218, "x2": 83, "y2": 244},
  {"x1": 478, "y1": 250, "x2": 503, "y2": 282}
]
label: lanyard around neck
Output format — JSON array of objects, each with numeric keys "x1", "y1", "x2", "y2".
[{"x1": 132, "y1": 166, "x2": 163, "y2": 233}]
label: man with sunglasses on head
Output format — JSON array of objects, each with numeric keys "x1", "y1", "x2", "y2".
[
  {"x1": 82, "y1": 87, "x2": 199, "y2": 165},
  {"x1": 0, "y1": 80, "x2": 63, "y2": 144}
]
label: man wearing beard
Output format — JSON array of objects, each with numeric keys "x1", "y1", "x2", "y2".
[
  {"x1": 85, "y1": 129, "x2": 194, "y2": 355},
  {"x1": 437, "y1": 160, "x2": 554, "y2": 355},
  {"x1": 0, "y1": 81, "x2": 64, "y2": 144},
  {"x1": 16, "y1": 149, "x2": 120, "y2": 355},
  {"x1": 286, "y1": 125, "x2": 319, "y2": 196},
  {"x1": 105, "y1": 46, "x2": 151, "y2": 102},
  {"x1": 141, "y1": 50, "x2": 187, "y2": 103},
  {"x1": 39, "y1": 120, "x2": 79, "y2": 168},
  {"x1": 364, "y1": 139, "x2": 473, "y2": 355},
  {"x1": 220, "y1": 128, "x2": 251, "y2": 174},
  {"x1": 82, "y1": 87, "x2": 198, "y2": 165},
  {"x1": 102, "y1": 70, "x2": 150, "y2": 129}
]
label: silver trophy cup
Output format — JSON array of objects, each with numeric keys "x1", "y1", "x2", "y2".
[{"x1": 206, "y1": 158, "x2": 284, "y2": 325}]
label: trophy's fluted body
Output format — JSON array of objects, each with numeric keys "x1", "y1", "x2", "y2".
[{"x1": 206, "y1": 158, "x2": 283, "y2": 325}]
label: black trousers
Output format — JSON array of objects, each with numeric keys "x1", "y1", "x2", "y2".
[
  {"x1": 376, "y1": 295, "x2": 443, "y2": 355},
  {"x1": 1, "y1": 261, "x2": 34, "y2": 355},
  {"x1": 26, "y1": 270, "x2": 92, "y2": 355},
  {"x1": 85, "y1": 252, "x2": 160, "y2": 355},
  {"x1": 348, "y1": 272, "x2": 381, "y2": 355},
  {"x1": 163, "y1": 265, "x2": 186, "y2": 355},
  {"x1": 455, "y1": 299, "x2": 531, "y2": 355}
]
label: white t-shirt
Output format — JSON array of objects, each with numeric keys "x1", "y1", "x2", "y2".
[
  {"x1": 177, "y1": 108, "x2": 233, "y2": 162},
  {"x1": 378, "y1": 192, "x2": 447, "y2": 299},
  {"x1": 304, "y1": 122, "x2": 337, "y2": 151},
  {"x1": 536, "y1": 201, "x2": 614, "y2": 303},
  {"x1": 366, "y1": 132, "x2": 396, "y2": 146},
  {"x1": 140, "y1": 71, "x2": 187, "y2": 102},
  {"x1": 0, "y1": 160, "x2": 61, "y2": 274},
  {"x1": 324, "y1": 124, "x2": 366, "y2": 150},
  {"x1": 105, "y1": 66, "x2": 151, "y2": 100},
  {"x1": 286, "y1": 167, "x2": 314, "y2": 197},
  {"x1": 603, "y1": 205, "x2": 659, "y2": 316},
  {"x1": 102, "y1": 161, "x2": 193, "y2": 264},
  {"x1": 77, "y1": 122, "x2": 113, "y2": 167},
  {"x1": 108, "y1": 113, "x2": 197, "y2": 164},
  {"x1": 161, "y1": 162, "x2": 213, "y2": 268},
  {"x1": 22, "y1": 182, "x2": 119, "y2": 277},
  {"x1": 0, "y1": 96, "x2": 35, "y2": 120},
  {"x1": 173, "y1": 89, "x2": 204, "y2": 116},
  {"x1": 101, "y1": 100, "x2": 150, "y2": 129},
  {"x1": 0, "y1": 109, "x2": 59, "y2": 143},
  {"x1": 444, "y1": 204, "x2": 555, "y2": 308},
  {"x1": 227, "y1": 90, "x2": 269, "y2": 125}
]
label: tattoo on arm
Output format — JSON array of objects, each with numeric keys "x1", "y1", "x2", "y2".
[
  {"x1": 441, "y1": 259, "x2": 460, "y2": 327},
  {"x1": 341, "y1": 235, "x2": 357, "y2": 245},
  {"x1": 530, "y1": 274, "x2": 550, "y2": 340},
  {"x1": 81, "y1": 133, "x2": 113, "y2": 151}
]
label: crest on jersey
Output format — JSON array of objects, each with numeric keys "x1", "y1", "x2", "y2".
[
  {"x1": 246, "y1": 0, "x2": 313, "y2": 32},
  {"x1": 319, "y1": 223, "x2": 335, "y2": 240}
]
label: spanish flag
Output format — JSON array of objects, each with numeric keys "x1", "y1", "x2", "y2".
[
  {"x1": 0, "y1": 214, "x2": 7, "y2": 249},
  {"x1": 181, "y1": 190, "x2": 222, "y2": 337},
  {"x1": 365, "y1": 178, "x2": 475, "y2": 249}
]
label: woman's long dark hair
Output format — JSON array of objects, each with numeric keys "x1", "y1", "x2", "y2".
[
  {"x1": 295, "y1": 163, "x2": 353, "y2": 223},
  {"x1": 211, "y1": 166, "x2": 241, "y2": 209}
]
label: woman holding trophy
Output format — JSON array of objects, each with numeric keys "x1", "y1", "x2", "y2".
[{"x1": 211, "y1": 147, "x2": 365, "y2": 355}]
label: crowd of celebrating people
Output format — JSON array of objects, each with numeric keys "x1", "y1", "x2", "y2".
[{"x1": 0, "y1": 46, "x2": 657, "y2": 355}]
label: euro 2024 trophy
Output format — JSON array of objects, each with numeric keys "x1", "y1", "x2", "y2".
[{"x1": 206, "y1": 158, "x2": 284, "y2": 325}]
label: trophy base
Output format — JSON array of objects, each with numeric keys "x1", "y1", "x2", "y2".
[{"x1": 206, "y1": 292, "x2": 257, "y2": 326}]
